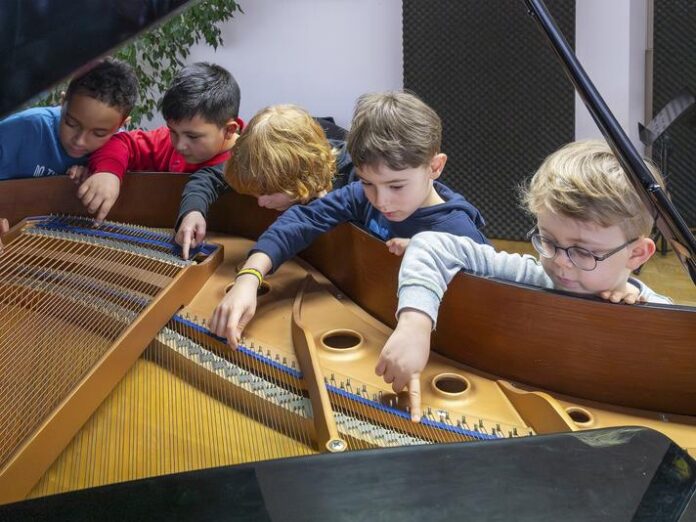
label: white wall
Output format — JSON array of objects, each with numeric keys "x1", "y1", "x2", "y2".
[
  {"x1": 148, "y1": 0, "x2": 649, "y2": 150},
  {"x1": 146, "y1": 0, "x2": 403, "y2": 130},
  {"x1": 575, "y1": 0, "x2": 648, "y2": 150}
]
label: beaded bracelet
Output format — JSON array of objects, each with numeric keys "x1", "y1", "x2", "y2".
[{"x1": 236, "y1": 267, "x2": 263, "y2": 287}]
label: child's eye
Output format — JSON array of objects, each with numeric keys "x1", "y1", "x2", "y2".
[
  {"x1": 94, "y1": 132, "x2": 108, "y2": 138},
  {"x1": 390, "y1": 186, "x2": 404, "y2": 191},
  {"x1": 360, "y1": 180, "x2": 372, "y2": 186},
  {"x1": 64, "y1": 119, "x2": 78, "y2": 128}
]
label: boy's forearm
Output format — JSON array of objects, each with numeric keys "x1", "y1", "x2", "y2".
[
  {"x1": 88, "y1": 137, "x2": 130, "y2": 180},
  {"x1": 241, "y1": 252, "x2": 273, "y2": 278},
  {"x1": 397, "y1": 231, "x2": 480, "y2": 328}
]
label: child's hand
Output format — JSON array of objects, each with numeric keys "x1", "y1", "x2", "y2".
[
  {"x1": 77, "y1": 172, "x2": 121, "y2": 222},
  {"x1": 209, "y1": 275, "x2": 259, "y2": 348},
  {"x1": 599, "y1": 283, "x2": 646, "y2": 304},
  {"x1": 0, "y1": 217, "x2": 9, "y2": 254},
  {"x1": 386, "y1": 237, "x2": 410, "y2": 256},
  {"x1": 375, "y1": 309, "x2": 433, "y2": 422},
  {"x1": 257, "y1": 192, "x2": 295, "y2": 211},
  {"x1": 176, "y1": 211, "x2": 207, "y2": 260},
  {"x1": 67, "y1": 165, "x2": 89, "y2": 185}
]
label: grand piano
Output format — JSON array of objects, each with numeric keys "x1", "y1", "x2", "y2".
[{"x1": 0, "y1": 1, "x2": 695, "y2": 520}]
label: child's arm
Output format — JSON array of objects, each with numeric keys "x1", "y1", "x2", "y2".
[
  {"x1": 377, "y1": 231, "x2": 548, "y2": 420},
  {"x1": 81, "y1": 129, "x2": 169, "y2": 221},
  {"x1": 252, "y1": 184, "x2": 357, "y2": 272},
  {"x1": 209, "y1": 252, "x2": 273, "y2": 347},
  {"x1": 375, "y1": 309, "x2": 431, "y2": 422},
  {"x1": 175, "y1": 165, "x2": 229, "y2": 259},
  {"x1": 210, "y1": 185, "x2": 358, "y2": 346}
]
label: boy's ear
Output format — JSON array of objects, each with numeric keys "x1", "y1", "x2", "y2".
[
  {"x1": 429, "y1": 153, "x2": 447, "y2": 180},
  {"x1": 223, "y1": 119, "x2": 240, "y2": 139},
  {"x1": 59, "y1": 91, "x2": 66, "y2": 105},
  {"x1": 121, "y1": 115, "x2": 132, "y2": 128},
  {"x1": 626, "y1": 237, "x2": 656, "y2": 271}
]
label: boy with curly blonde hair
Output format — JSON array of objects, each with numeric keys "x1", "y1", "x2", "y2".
[
  {"x1": 377, "y1": 139, "x2": 671, "y2": 421},
  {"x1": 175, "y1": 104, "x2": 354, "y2": 258}
]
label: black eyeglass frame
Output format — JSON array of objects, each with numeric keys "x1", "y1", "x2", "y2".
[{"x1": 526, "y1": 228, "x2": 639, "y2": 271}]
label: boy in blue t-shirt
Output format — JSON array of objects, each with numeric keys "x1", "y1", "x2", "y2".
[
  {"x1": 209, "y1": 90, "x2": 488, "y2": 347},
  {"x1": 0, "y1": 58, "x2": 138, "y2": 181}
]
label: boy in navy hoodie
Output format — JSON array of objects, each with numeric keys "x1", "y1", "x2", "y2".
[{"x1": 209, "y1": 90, "x2": 487, "y2": 347}]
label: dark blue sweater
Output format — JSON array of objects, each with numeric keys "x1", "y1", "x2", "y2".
[{"x1": 254, "y1": 180, "x2": 487, "y2": 272}]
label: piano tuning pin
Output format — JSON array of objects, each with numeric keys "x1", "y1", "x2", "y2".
[{"x1": 479, "y1": 419, "x2": 484, "y2": 428}]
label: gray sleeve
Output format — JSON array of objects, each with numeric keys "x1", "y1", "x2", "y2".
[
  {"x1": 628, "y1": 277, "x2": 673, "y2": 304},
  {"x1": 398, "y1": 231, "x2": 552, "y2": 327},
  {"x1": 176, "y1": 164, "x2": 230, "y2": 229}
]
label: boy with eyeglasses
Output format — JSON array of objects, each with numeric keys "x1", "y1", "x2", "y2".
[{"x1": 376, "y1": 139, "x2": 671, "y2": 421}]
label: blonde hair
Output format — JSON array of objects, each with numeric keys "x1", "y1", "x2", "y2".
[
  {"x1": 225, "y1": 105, "x2": 335, "y2": 201},
  {"x1": 522, "y1": 140, "x2": 663, "y2": 238},
  {"x1": 347, "y1": 91, "x2": 441, "y2": 170}
]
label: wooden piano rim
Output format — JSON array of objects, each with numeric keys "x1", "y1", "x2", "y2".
[{"x1": 1, "y1": 173, "x2": 695, "y2": 415}]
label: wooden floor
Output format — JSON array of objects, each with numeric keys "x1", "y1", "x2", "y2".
[{"x1": 491, "y1": 239, "x2": 696, "y2": 307}]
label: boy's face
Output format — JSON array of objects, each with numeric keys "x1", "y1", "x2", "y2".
[
  {"x1": 59, "y1": 93, "x2": 125, "y2": 158},
  {"x1": 167, "y1": 115, "x2": 237, "y2": 164},
  {"x1": 536, "y1": 210, "x2": 652, "y2": 295},
  {"x1": 357, "y1": 154, "x2": 447, "y2": 222}
]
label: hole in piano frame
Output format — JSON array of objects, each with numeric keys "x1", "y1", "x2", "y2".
[
  {"x1": 565, "y1": 406, "x2": 594, "y2": 426},
  {"x1": 432, "y1": 373, "x2": 470, "y2": 396},
  {"x1": 224, "y1": 281, "x2": 271, "y2": 297},
  {"x1": 320, "y1": 329, "x2": 363, "y2": 350},
  {"x1": 379, "y1": 391, "x2": 411, "y2": 412}
]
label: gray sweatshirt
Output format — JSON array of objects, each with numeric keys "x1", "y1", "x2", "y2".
[{"x1": 398, "y1": 231, "x2": 673, "y2": 327}]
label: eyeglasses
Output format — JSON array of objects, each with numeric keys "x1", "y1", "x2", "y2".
[{"x1": 527, "y1": 228, "x2": 638, "y2": 271}]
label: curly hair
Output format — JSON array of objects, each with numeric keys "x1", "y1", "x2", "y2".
[
  {"x1": 225, "y1": 105, "x2": 335, "y2": 201},
  {"x1": 65, "y1": 58, "x2": 138, "y2": 117}
]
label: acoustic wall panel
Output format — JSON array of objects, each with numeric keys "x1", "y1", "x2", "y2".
[
  {"x1": 403, "y1": 0, "x2": 575, "y2": 239},
  {"x1": 653, "y1": 0, "x2": 696, "y2": 228}
]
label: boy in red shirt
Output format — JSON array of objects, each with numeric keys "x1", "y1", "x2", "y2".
[{"x1": 78, "y1": 62, "x2": 242, "y2": 221}]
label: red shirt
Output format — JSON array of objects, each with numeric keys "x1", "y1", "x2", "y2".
[{"x1": 89, "y1": 119, "x2": 244, "y2": 181}]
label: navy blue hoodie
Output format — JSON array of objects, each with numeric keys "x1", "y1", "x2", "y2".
[{"x1": 254, "y1": 180, "x2": 487, "y2": 272}]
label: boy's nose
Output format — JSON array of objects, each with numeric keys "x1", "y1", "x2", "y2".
[
  {"x1": 74, "y1": 132, "x2": 88, "y2": 146},
  {"x1": 374, "y1": 190, "x2": 389, "y2": 210},
  {"x1": 553, "y1": 249, "x2": 574, "y2": 268}
]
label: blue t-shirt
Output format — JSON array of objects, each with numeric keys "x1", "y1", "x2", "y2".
[
  {"x1": 254, "y1": 180, "x2": 488, "y2": 272},
  {"x1": 0, "y1": 106, "x2": 87, "y2": 180}
]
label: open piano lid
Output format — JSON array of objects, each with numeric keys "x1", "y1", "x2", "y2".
[{"x1": 0, "y1": 0, "x2": 192, "y2": 119}]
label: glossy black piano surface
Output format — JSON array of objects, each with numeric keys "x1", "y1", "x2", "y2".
[{"x1": 0, "y1": 427, "x2": 694, "y2": 521}]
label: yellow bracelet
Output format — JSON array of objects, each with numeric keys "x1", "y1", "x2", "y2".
[{"x1": 236, "y1": 268, "x2": 263, "y2": 287}]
